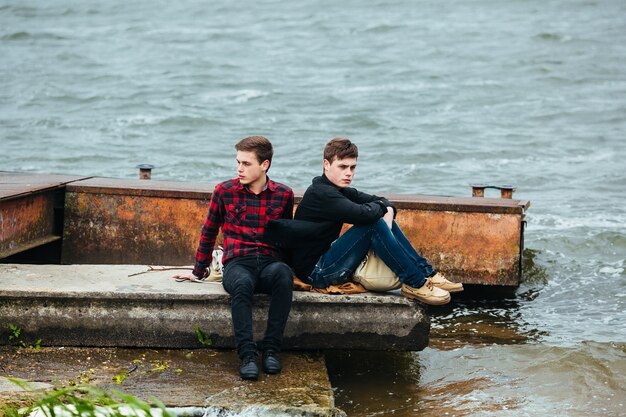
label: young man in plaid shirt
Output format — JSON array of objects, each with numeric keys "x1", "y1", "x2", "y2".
[{"x1": 174, "y1": 136, "x2": 294, "y2": 380}]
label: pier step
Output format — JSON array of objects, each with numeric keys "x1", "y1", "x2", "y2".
[
  {"x1": 0, "y1": 347, "x2": 345, "y2": 416},
  {"x1": 0, "y1": 264, "x2": 429, "y2": 351}
]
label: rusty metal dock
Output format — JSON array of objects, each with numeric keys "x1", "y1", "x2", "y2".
[
  {"x1": 1, "y1": 171, "x2": 529, "y2": 286},
  {"x1": 0, "y1": 171, "x2": 531, "y2": 352}
]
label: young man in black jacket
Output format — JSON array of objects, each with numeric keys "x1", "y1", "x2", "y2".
[{"x1": 266, "y1": 138, "x2": 462, "y2": 305}]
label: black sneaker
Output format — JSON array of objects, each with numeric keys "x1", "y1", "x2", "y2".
[
  {"x1": 262, "y1": 350, "x2": 282, "y2": 375},
  {"x1": 239, "y1": 353, "x2": 259, "y2": 380}
]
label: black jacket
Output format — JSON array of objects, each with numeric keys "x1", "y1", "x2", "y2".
[{"x1": 265, "y1": 174, "x2": 394, "y2": 279}]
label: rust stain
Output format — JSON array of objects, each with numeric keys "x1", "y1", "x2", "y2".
[
  {"x1": 2, "y1": 174, "x2": 526, "y2": 286},
  {"x1": 0, "y1": 193, "x2": 57, "y2": 258},
  {"x1": 395, "y1": 210, "x2": 521, "y2": 285},
  {"x1": 63, "y1": 193, "x2": 213, "y2": 265},
  {"x1": 319, "y1": 210, "x2": 521, "y2": 285},
  {"x1": 62, "y1": 188, "x2": 525, "y2": 286}
]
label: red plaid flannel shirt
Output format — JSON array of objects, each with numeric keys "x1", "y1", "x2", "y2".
[{"x1": 192, "y1": 177, "x2": 294, "y2": 277}]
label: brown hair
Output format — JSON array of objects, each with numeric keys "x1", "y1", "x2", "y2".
[
  {"x1": 235, "y1": 136, "x2": 273, "y2": 169},
  {"x1": 323, "y1": 137, "x2": 358, "y2": 163}
]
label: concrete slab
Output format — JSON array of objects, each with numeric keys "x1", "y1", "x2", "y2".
[
  {"x1": 0, "y1": 264, "x2": 429, "y2": 351},
  {"x1": 0, "y1": 346, "x2": 346, "y2": 416}
]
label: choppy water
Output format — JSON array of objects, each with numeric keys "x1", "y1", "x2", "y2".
[{"x1": 1, "y1": 0, "x2": 625, "y2": 415}]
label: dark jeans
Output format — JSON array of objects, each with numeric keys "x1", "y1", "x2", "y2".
[
  {"x1": 308, "y1": 219, "x2": 435, "y2": 289},
  {"x1": 222, "y1": 255, "x2": 293, "y2": 358}
]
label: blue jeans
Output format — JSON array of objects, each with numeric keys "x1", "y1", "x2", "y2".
[
  {"x1": 308, "y1": 219, "x2": 435, "y2": 289},
  {"x1": 222, "y1": 255, "x2": 293, "y2": 358}
]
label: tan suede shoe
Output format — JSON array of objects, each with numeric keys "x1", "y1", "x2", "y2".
[
  {"x1": 430, "y1": 272, "x2": 464, "y2": 293},
  {"x1": 401, "y1": 280, "x2": 451, "y2": 305}
]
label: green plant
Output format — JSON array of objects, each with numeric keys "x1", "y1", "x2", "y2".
[
  {"x1": 194, "y1": 325, "x2": 212, "y2": 347},
  {"x1": 5, "y1": 378, "x2": 174, "y2": 417},
  {"x1": 112, "y1": 370, "x2": 130, "y2": 385},
  {"x1": 148, "y1": 360, "x2": 170, "y2": 372},
  {"x1": 8, "y1": 324, "x2": 21, "y2": 342},
  {"x1": 5, "y1": 324, "x2": 42, "y2": 350},
  {"x1": 67, "y1": 369, "x2": 97, "y2": 386}
]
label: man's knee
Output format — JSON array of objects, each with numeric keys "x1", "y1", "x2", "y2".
[
  {"x1": 373, "y1": 217, "x2": 392, "y2": 234},
  {"x1": 375, "y1": 218, "x2": 387, "y2": 227},
  {"x1": 223, "y1": 266, "x2": 255, "y2": 295},
  {"x1": 263, "y1": 262, "x2": 293, "y2": 287}
]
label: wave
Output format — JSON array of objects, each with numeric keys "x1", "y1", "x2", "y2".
[
  {"x1": 415, "y1": 342, "x2": 626, "y2": 417},
  {"x1": 230, "y1": 89, "x2": 268, "y2": 104},
  {"x1": 534, "y1": 32, "x2": 571, "y2": 42},
  {"x1": 361, "y1": 23, "x2": 405, "y2": 33},
  {"x1": 1, "y1": 31, "x2": 68, "y2": 41},
  {"x1": 528, "y1": 213, "x2": 626, "y2": 232}
]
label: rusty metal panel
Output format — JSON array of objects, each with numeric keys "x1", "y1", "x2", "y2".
[
  {"x1": 0, "y1": 172, "x2": 90, "y2": 259},
  {"x1": 0, "y1": 191, "x2": 59, "y2": 258},
  {"x1": 62, "y1": 192, "x2": 213, "y2": 265},
  {"x1": 394, "y1": 210, "x2": 522, "y2": 286},
  {"x1": 62, "y1": 178, "x2": 223, "y2": 265},
  {"x1": 61, "y1": 177, "x2": 527, "y2": 286}
]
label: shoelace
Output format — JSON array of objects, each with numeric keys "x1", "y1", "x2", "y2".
[{"x1": 242, "y1": 355, "x2": 257, "y2": 365}]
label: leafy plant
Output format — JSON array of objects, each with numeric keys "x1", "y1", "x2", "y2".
[
  {"x1": 149, "y1": 360, "x2": 170, "y2": 372},
  {"x1": 194, "y1": 325, "x2": 212, "y2": 347},
  {"x1": 111, "y1": 369, "x2": 130, "y2": 385},
  {"x1": 68, "y1": 369, "x2": 97, "y2": 386},
  {"x1": 8, "y1": 324, "x2": 21, "y2": 342},
  {"x1": 5, "y1": 378, "x2": 174, "y2": 417},
  {"x1": 5, "y1": 324, "x2": 41, "y2": 350}
]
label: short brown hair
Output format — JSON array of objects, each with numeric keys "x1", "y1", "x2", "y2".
[
  {"x1": 323, "y1": 138, "x2": 358, "y2": 163},
  {"x1": 235, "y1": 136, "x2": 273, "y2": 169}
]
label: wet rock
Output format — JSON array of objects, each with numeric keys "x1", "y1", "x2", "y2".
[{"x1": 0, "y1": 346, "x2": 345, "y2": 416}]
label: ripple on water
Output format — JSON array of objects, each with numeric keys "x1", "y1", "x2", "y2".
[{"x1": 327, "y1": 342, "x2": 626, "y2": 417}]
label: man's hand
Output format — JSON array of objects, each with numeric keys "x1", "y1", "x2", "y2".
[
  {"x1": 383, "y1": 206, "x2": 394, "y2": 230},
  {"x1": 172, "y1": 272, "x2": 204, "y2": 282}
]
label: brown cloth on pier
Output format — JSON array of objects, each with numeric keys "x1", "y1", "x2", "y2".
[{"x1": 293, "y1": 276, "x2": 368, "y2": 294}]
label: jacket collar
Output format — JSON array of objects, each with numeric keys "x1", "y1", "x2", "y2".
[
  {"x1": 235, "y1": 176, "x2": 277, "y2": 192},
  {"x1": 315, "y1": 174, "x2": 338, "y2": 189}
]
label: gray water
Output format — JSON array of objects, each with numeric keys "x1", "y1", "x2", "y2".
[{"x1": 1, "y1": 0, "x2": 625, "y2": 415}]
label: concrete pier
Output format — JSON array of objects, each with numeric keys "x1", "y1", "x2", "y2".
[{"x1": 0, "y1": 264, "x2": 429, "y2": 351}]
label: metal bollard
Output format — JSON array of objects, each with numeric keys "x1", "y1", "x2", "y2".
[
  {"x1": 499, "y1": 185, "x2": 515, "y2": 199},
  {"x1": 471, "y1": 184, "x2": 516, "y2": 199},
  {"x1": 136, "y1": 164, "x2": 154, "y2": 180},
  {"x1": 471, "y1": 184, "x2": 487, "y2": 198}
]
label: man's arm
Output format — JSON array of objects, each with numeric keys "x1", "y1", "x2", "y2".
[
  {"x1": 282, "y1": 189, "x2": 294, "y2": 220},
  {"x1": 382, "y1": 206, "x2": 394, "y2": 229},
  {"x1": 191, "y1": 186, "x2": 225, "y2": 277},
  {"x1": 173, "y1": 187, "x2": 224, "y2": 281},
  {"x1": 172, "y1": 185, "x2": 225, "y2": 281},
  {"x1": 314, "y1": 187, "x2": 387, "y2": 225},
  {"x1": 344, "y1": 187, "x2": 397, "y2": 216}
]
